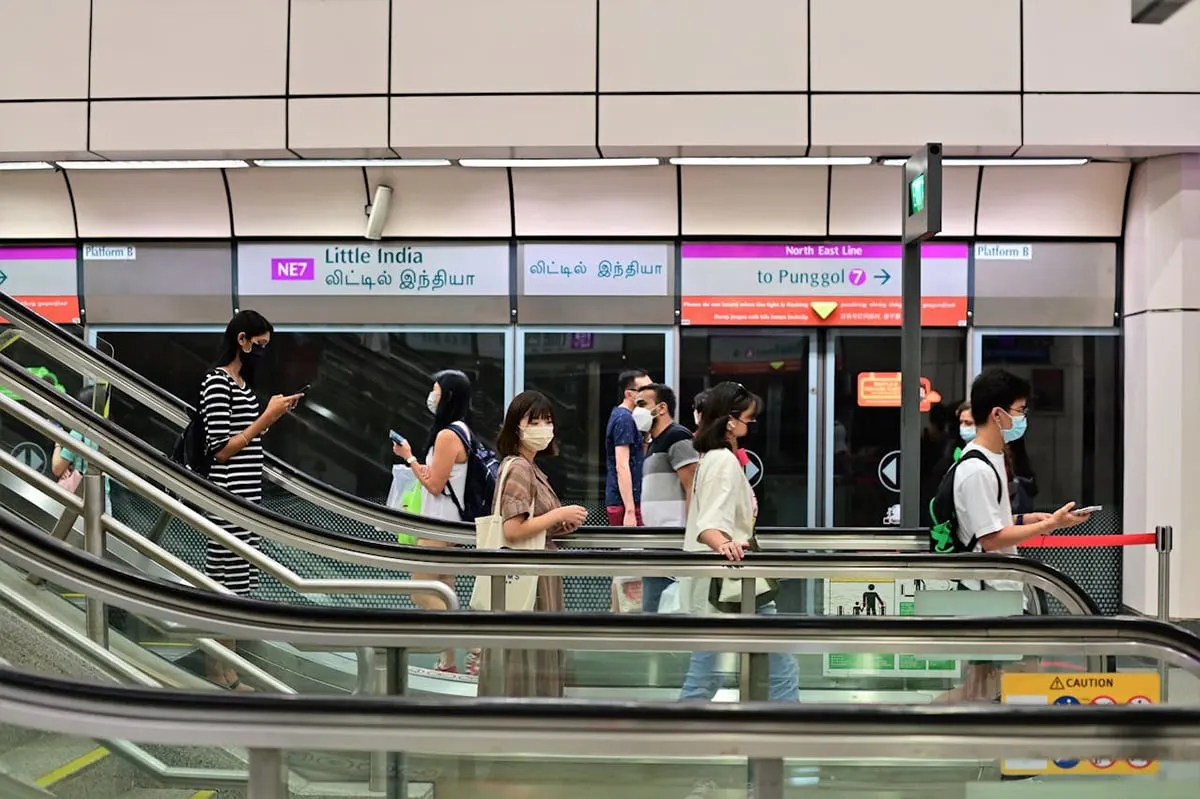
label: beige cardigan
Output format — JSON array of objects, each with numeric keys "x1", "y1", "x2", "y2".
[{"x1": 679, "y1": 448, "x2": 756, "y2": 615}]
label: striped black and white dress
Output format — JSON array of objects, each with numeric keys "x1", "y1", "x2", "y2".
[{"x1": 200, "y1": 369, "x2": 264, "y2": 595}]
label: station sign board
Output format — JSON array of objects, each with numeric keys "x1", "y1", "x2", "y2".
[{"x1": 680, "y1": 242, "x2": 968, "y2": 327}]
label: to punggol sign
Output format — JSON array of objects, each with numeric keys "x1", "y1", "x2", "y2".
[{"x1": 680, "y1": 242, "x2": 969, "y2": 327}]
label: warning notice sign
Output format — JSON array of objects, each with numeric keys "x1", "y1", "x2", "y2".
[{"x1": 1001, "y1": 672, "x2": 1160, "y2": 775}]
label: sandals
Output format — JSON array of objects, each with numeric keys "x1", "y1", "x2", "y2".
[{"x1": 466, "y1": 650, "x2": 481, "y2": 677}]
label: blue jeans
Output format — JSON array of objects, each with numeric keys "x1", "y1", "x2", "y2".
[
  {"x1": 679, "y1": 603, "x2": 800, "y2": 702},
  {"x1": 642, "y1": 576, "x2": 674, "y2": 613}
]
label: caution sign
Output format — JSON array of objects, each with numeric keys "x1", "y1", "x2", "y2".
[{"x1": 1001, "y1": 672, "x2": 1160, "y2": 775}]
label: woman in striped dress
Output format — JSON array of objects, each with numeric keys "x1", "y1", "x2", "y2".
[{"x1": 200, "y1": 310, "x2": 301, "y2": 689}]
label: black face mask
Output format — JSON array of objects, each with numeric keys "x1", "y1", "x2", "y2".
[{"x1": 239, "y1": 341, "x2": 266, "y2": 382}]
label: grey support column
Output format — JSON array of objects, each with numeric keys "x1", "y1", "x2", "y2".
[{"x1": 899, "y1": 144, "x2": 942, "y2": 527}]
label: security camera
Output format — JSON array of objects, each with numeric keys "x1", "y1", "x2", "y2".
[{"x1": 364, "y1": 185, "x2": 393, "y2": 240}]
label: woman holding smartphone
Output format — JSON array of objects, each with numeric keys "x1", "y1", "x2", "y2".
[
  {"x1": 201, "y1": 310, "x2": 303, "y2": 690},
  {"x1": 392, "y1": 369, "x2": 474, "y2": 674}
]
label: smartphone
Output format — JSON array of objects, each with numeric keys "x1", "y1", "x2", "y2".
[
  {"x1": 293, "y1": 383, "x2": 312, "y2": 396},
  {"x1": 389, "y1": 430, "x2": 407, "y2": 446},
  {"x1": 1073, "y1": 505, "x2": 1103, "y2": 515}
]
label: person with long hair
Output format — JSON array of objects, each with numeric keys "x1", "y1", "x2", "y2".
[
  {"x1": 201, "y1": 310, "x2": 302, "y2": 690},
  {"x1": 477, "y1": 390, "x2": 587, "y2": 697},
  {"x1": 392, "y1": 369, "x2": 475, "y2": 674},
  {"x1": 677, "y1": 381, "x2": 799, "y2": 702}
]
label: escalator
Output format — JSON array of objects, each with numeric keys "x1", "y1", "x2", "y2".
[
  {"x1": 0, "y1": 290, "x2": 1144, "y2": 706},
  {"x1": 0, "y1": 358, "x2": 1119, "y2": 703},
  {"x1": 0, "y1": 503, "x2": 1199, "y2": 797}
]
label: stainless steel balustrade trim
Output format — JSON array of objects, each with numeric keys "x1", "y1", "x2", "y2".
[
  {"x1": 0, "y1": 379, "x2": 1094, "y2": 617},
  {"x1": 1, "y1": 674, "x2": 1199, "y2": 760},
  {"x1": 3, "y1": 311, "x2": 923, "y2": 552},
  {"x1": 102, "y1": 741, "x2": 249, "y2": 789},
  {"x1": 3, "y1": 521, "x2": 1186, "y2": 674},
  {"x1": 0, "y1": 388, "x2": 460, "y2": 610}
]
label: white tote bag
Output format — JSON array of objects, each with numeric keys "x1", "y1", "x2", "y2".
[{"x1": 469, "y1": 457, "x2": 545, "y2": 612}]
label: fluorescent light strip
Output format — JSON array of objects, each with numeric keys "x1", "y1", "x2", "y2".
[
  {"x1": 458, "y1": 158, "x2": 660, "y2": 168},
  {"x1": 253, "y1": 158, "x2": 451, "y2": 168},
  {"x1": 670, "y1": 156, "x2": 873, "y2": 166},
  {"x1": 0, "y1": 161, "x2": 54, "y2": 171},
  {"x1": 880, "y1": 157, "x2": 1090, "y2": 167},
  {"x1": 55, "y1": 160, "x2": 250, "y2": 170}
]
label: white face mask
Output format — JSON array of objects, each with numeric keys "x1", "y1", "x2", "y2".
[
  {"x1": 694, "y1": 410, "x2": 702, "y2": 427},
  {"x1": 426, "y1": 391, "x2": 438, "y2": 414},
  {"x1": 521, "y1": 424, "x2": 554, "y2": 452},
  {"x1": 631, "y1": 406, "x2": 653, "y2": 433}
]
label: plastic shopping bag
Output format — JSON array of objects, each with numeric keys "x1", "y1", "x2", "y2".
[
  {"x1": 381, "y1": 465, "x2": 421, "y2": 545},
  {"x1": 657, "y1": 580, "x2": 682, "y2": 614}
]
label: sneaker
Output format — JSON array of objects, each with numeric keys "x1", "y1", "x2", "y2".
[
  {"x1": 434, "y1": 662, "x2": 459, "y2": 675},
  {"x1": 465, "y1": 650, "x2": 481, "y2": 677}
]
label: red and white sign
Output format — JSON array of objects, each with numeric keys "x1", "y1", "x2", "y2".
[{"x1": 679, "y1": 242, "x2": 968, "y2": 328}]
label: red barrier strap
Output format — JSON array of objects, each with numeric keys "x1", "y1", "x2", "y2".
[{"x1": 1020, "y1": 533, "x2": 1156, "y2": 548}]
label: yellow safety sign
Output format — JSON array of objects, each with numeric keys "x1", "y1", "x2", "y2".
[{"x1": 1000, "y1": 672, "x2": 1160, "y2": 775}]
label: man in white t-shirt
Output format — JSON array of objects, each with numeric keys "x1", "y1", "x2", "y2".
[
  {"x1": 954, "y1": 368, "x2": 1088, "y2": 568},
  {"x1": 944, "y1": 368, "x2": 1089, "y2": 703}
]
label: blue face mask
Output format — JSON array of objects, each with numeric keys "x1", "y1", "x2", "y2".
[
  {"x1": 1002, "y1": 412, "x2": 1027, "y2": 443},
  {"x1": 959, "y1": 425, "x2": 976, "y2": 443}
]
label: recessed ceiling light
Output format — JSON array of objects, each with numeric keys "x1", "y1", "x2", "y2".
[
  {"x1": 458, "y1": 158, "x2": 661, "y2": 168},
  {"x1": 253, "y1": 159, "x2": 451, "y2": 168},
  {"x1": 670, "y1": 156, "x2": 873, "y2": 166},
  {"x1": 880, "y1": 157, "x2": 1091, "y2": 167},
  {"x1": 0, "y1": 162, "x2": 54, "y2": 171},
  {"x1": 55, "y1": 160, "x2": 250, "y2": 170}
]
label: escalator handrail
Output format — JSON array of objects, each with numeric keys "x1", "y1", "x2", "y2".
[
  {"x1": 0, "y1": 369, "x2": 1101, "y2": 616},
  {"x1": 0, "y1": 661, "x2": 1198, "y2": 760},
  {"x1": 0, "y1": 291, "x2": 919, "y2": 549},
  {"x1": 1, "y1": 504, "x2": 1145, "y2": 668}
]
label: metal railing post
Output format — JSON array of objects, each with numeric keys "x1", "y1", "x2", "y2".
[
  {"x1": 368, "y1": 648, "x2": 388, "y2": 793},
  {"x1": 481, "y1": 575, "x2": 507, "y2": 696},
  {"x1": 1157, "y1": 524, "x2": 1174, "y2": 701},
  {"x1": 82, "y1": 472, "x2": 108, "y2": 648},
  {"x1": 739, "y1": 577, "x2": 769, "y2": 702},
  {"x1": 247, "y1": 748, "x2": 287, "y2": 799},
  {"x1": 387, "y1": 647, "x2": 408, "y2": 799}
]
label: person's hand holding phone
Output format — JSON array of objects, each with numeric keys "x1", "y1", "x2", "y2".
[
  {"x1": 1050, "y1": 501, "x2": 1090, "y2": 530},
  {"x1": 266, "y1": 393, "x2": 303, "y2": 423},
  {"x1": 390, "y1": 431, "x2": 413, "y2": 461}
]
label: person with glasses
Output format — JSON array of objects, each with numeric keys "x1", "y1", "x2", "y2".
[
  {"x1": 677, "y1": 381, "x2": 799, "y2": 702},
  {"x1": 939, "y1": 368, "x2": 1089, "y2": 704}
]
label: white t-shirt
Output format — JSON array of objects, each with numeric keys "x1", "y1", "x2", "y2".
[{"x1": 952, "y1": 442, "x2": 1023, "y2": 594}]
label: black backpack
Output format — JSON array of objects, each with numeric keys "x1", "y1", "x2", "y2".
[
  {"x1": 928, "y1": 449, "x2": 1003, "y2": 553},
  {"x1": 442, "y1": 423, "x2": 500, "y2": 522},
  {"x1": 171, "y1": 408, "x2": 213, "y2": 478},
  {"x1": 170, "y1": 370, "x2": 217, "y2": 478}
]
